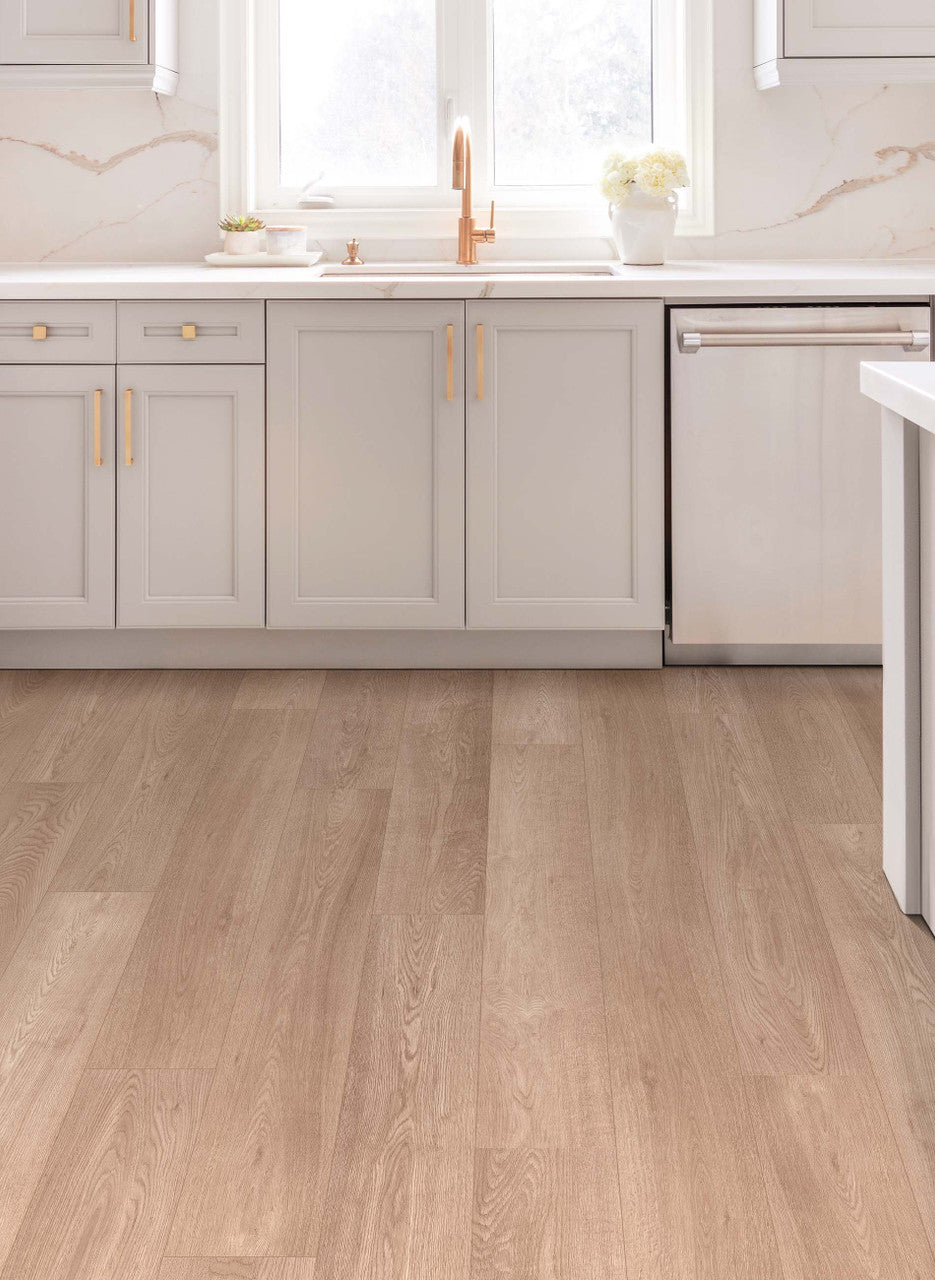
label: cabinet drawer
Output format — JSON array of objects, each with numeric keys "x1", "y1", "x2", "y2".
[
  {"x1": 0, "y1": 302, "x2": 116, "y2": 363},
  {"x1": 117, "y1": 301, "x2": 265, "y2": 363}
]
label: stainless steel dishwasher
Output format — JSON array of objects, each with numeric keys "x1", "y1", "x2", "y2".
[{"x1": 669, "y1": 304, "x2": 932, "y2": 660}]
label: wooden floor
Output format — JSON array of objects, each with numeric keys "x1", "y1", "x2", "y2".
[{"x1": 1, "y1": 666, "x2": 934, "y2": 1280}]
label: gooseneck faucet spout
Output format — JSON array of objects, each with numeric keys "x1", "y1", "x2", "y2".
[{"x1": 451, "y1": 116, "x2": 495, "y2": 266}]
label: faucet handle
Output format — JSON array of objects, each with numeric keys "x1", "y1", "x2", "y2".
[{"x1": 477, "y1": 201, "x2": 496, "y2": 244}]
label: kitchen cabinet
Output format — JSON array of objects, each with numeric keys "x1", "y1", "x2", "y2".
[
  {"x1": 466, "y1": 300, "x2": 664, "y2": 630},
  {"x1": 670, "y1": 305, "x2": 932, "y2": 649},
  {"x1": 117, "y1": 365, "x2": 265, "y2": 628},
  {"x1": 0, "y1": 366, "x2": 115, "y2": 629},
  {"x1": 755, "y1": 0, "x2": 935, "y2": 87},
  {"x1": 267, "y1": 300, "x2": 466, "y2": 629},
  {"x1": 0, "y1": 0, "x2": 177, "y2": 93}
]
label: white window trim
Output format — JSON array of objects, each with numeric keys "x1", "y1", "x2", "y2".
[{"x1": 219, "y1": 0, "x2": 714, "y2": 240}]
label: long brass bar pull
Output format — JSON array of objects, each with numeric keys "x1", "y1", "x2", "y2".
[
  {"x1": 476, "y1": 325, "x2": 484, "y2": 400},
  {"x1": 445, "y1": 325, "x2": 454, "y2": 401},
  {"x1": 93, "y1": 390, "x2": 103, "y2": 468},
  {"x1": 124, "y1": 389, "x2": 134, "y2": 466},
  {"x1": 129, "y1": 0, "x2": 138, "y2": 41}
]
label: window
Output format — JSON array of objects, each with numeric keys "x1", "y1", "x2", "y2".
[{"x1": 223, "y1": 0, "x2": 712, "y2": 234}]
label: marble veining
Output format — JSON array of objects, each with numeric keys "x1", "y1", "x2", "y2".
[{"x1": 2, "y1": 0, "x2": 935, "y2": 263}]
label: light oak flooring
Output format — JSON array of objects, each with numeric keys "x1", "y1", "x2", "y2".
[{"x1": 1, "y1": 666, "x2": 934, "y2": 1279}]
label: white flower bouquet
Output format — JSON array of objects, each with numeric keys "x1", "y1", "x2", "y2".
[{"x1": 600, "y1": 145, "x2": 690, "y2": 205}]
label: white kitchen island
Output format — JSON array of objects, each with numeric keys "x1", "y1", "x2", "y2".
[{"x1": 861, "y1": 361, "x2": 935, "y2": 933}]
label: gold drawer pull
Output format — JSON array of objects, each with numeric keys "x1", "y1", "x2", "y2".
[
  {"x1": 93, "y1": 390, "x2": 103, "y2": 467},
  {"x1": 181, "y1": 324, "x2": 197, "y2": 340},
  {"x1": 124, "y1": 388, "x2": 134, "y2": 466},
  {"x1": 476, "y1": 324, "x2": 484, "y2": 400},
  {"x1": 446, "y1": 324, "x2": 454, "y2": 401},
  {"x1": 129, "y1": 0, "x2": 138, "y2": 42},
  {"x1": 32, "y1": 325, "x2": 47, "y2": 341}
]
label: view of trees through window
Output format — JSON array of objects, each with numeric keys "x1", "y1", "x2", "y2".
[
  {"x1": 492, "y1": 0, "x2": 651, "y2": 187},
  {"x1": 278, "y1": 0, "x2": 652, "y2": 195}
]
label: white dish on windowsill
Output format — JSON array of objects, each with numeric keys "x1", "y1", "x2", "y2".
[{"x1": 204, "y1": 250, "x2": 324, "y2": 268}]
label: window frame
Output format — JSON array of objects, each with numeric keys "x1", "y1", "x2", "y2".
[{"x1": 220, "y1": 0, "x2": 713, "y2": 237}]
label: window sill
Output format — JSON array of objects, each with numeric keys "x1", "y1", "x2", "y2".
[{"x1": 253, "y1": 204, "x2": 712, "y2": 241}]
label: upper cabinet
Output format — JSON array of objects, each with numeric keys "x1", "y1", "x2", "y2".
[
  {"x1": 0, "y1": 0, "x2": 177, "y2": 93},
  {"x1": 756, "y1": 0, "x2": 935, "y2": 87}
]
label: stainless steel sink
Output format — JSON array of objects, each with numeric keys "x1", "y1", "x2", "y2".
[{"x1": 318, "y1": 261, "x2": 619, "y2": 277}]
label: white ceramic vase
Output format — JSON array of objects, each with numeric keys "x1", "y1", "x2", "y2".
[
  {"x1": 609, "y1": 189, "x2": 677, "y2": 265},
  {"x1": 223, "y1": 229, "x2": 263, "y2": 255}
]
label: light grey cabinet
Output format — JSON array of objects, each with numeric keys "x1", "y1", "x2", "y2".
[
  {"x1": 117, "y1": 365, "x2": 265, "y2": 628},
  {"x1": 756, "y1": 0, "x2": 935, "y2": 86},
  {"x1": 266, "y1": 300, "x2": 466, "y2": 629},
  {"x1": 0, "y1": 366, "x2": 115, "y2": 629},
  {"x1": 0, "y1": 0, "x2": 177, "y2": 92},
  {"x1": 466, "y1": 300, "x2": 664, "y2": 630}
]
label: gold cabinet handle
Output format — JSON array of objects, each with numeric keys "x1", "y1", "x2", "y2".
[
  {"x1": 32, "y1": 325, "x2": 47, "y2": 341},
  {"x1": 129, "y1": 0, "x2": 138, "y2": 41},
  {"x1": 476, "y1": 324, "x2": 484, "y2": 400},
  {"x1": 445, "y1": 324, "x2": 454, "y2": 401},
  {"x1": 93, "y1": 390, "x2": 103, "y2": 468},
  {"x1": 181, "y1": 324, "x2": 196, "y2": 341},
  {"x1": 124, "y1": 389, "x2": 134, "y2": 466}
]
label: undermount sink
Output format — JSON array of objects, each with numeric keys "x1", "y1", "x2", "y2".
[{"x1": 319, "y1": 261, "x2": 619, "y2": 277}]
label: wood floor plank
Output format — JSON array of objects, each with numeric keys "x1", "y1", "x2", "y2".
[
  {"x1": 0, "y1": 671, "x2": 73, "y2": 789},
  {"x1": 477, "y1": 741, "x2": 615, "y2": 1150},
  {"x1": 798, "y1": 822, "x2": 935, "y2": 1256},
  {"x1": 0, "y1": 892, "x2": 151, "y2": 1268},
  {"x1": 90, "y1": 709, "x2": 312, "y2": 1069},
  {"x1": 743, "y1": 668, "x2": 880, "y2": 822},
  {"x1": 233, "y1": 671, "x2": 327, "y2": 711},
  {"x1": 472, "y1": 1147, "x2": 626, "y2": 1280},
  {"x1": 492, "y1": 671, "x2": 580, "y2": 745},
  {"x1": 298, "y1": 671, "x2": 409, "y2": 790},
  {"x1": 660, "y1": 666, "x2": 751, "y2": 715},
  {"x1": 748, "y1": 1073, "x2": 935, "y2": 1280},
  {"x1": 375, "y1": 670, "x2": 491, "y2": 915},
  {"x1": 169, "y1": 786, "x2": 390, "y2": 1258},
  {"x1": 1, "y1": 1069, "x2": 210, "y2": 1280},
  {"x1": 671, "y1": 707, "x2": 868, "y2": 1076},
  {"x1": 0, "y1": 670, "x2": 158, "y2": 975},
  {"x1": 315, "y1": 914, "x2": 482, "y2": 1280},
  {"x1": 160, "y1": 1262, "x2": 315, "y2": 1280},
  {"x1": 825, "y1": 667, "x2": 883, "y2": 795},
  {"x1": 51, "y1": 671, "x2": 241, "y2": 892},
  {"x1": 579, "y1": 671, "x2": 782, "y2": 1280}
]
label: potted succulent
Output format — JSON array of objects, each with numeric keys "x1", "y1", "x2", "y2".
[
  {"x1": 600, "y1": 146, "x2": 689, "y2": 265},
  {"x1": 219, "y1": 214, "x2": 266, "y2": 256}
]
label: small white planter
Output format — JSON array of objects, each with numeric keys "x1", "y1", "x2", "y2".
[
  {"x1": 609, "y1": 190, "x2": 678, "y2": 265},
  {"x1": 223, "y1": 229, "x2": 263, "y2": 255}
]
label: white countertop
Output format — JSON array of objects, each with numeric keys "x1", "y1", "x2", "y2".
[
  {"x1": 861, "y1": 363, "x2": 935, "y2": 435},
  {"x1": 1, "y1": 259, "x2": 934, "y2": 300}
]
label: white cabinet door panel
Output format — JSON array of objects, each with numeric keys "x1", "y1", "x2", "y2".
[
  {"x1": 466, "y1": 300, "x2": 664, "y2": 630},
  {"x1": 267, "y1": 301, "x2": 465, "y2": 629},
  {"x1": 0, "y1": 366, "x2": 115, "y2": 629},
  {"x1": 0, "y1": 0, "x2": 148, "y2": 63},
  {"x1": 117, "y1": 365, "x2": 264, "y2": 628},
  {"x1": 784, "y1": 0, "x2": 935, "y2": 57}
]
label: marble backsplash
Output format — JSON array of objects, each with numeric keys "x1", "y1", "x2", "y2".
[{"x1": 2, "y1": 0, "x2": 935, "y2": 263}]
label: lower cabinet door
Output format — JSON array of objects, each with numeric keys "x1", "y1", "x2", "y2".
[
  {"x1": 267, "y1": 301, "x2": 465, "y2": 628},
  {"x1": 117, "y1": 365, "x2": 265, "y2": 628},
  {"x1": 0, "y1": 365, "x2": 115, "y2": 629},
  {"x1": 466, "y1": 300, "x2": 664, "y2": 629}
]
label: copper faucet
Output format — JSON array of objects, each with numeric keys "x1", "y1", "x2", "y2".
[{"x1": 451, "y1": 117, "x2": 495, "y2": 266}]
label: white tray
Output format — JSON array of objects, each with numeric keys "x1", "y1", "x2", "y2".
[{"x1": 204, "y1": 250, "x2": 323, "y2": 268}]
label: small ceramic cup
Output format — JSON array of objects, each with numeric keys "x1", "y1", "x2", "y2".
[{"x1": 265, "y1": 225, "x2": 307, "y2": 256}]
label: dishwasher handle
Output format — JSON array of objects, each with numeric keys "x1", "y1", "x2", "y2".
[{"x1": 678, "y1": 328, "x2": 931, "y2": 354}]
